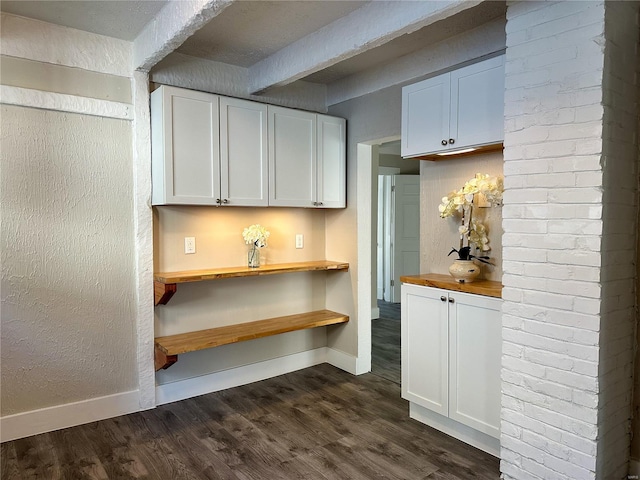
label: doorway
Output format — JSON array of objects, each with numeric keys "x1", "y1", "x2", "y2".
[{"x1": 369, "y1": 140, "x2": 420, "y2": 385}]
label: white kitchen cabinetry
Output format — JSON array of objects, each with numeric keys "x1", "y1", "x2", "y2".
[
  {"x1": 152, "y1": 87, "x2": 268, "y2": 206},
  {"x1": 401, "y1": 55, "x2": 505, "y2": 158},
  {"x1": 268, "y1": 106, "x2": 346, "y2": 208},
  {"x1": 152, "y1": 86, "x2": 220, "y2": 205},
  {"x1": 220, "y1": 97, "x2": 268, "y2": 206},
  {"x1": 401, "y1": 282, "x2": 501, "y2": 455}
]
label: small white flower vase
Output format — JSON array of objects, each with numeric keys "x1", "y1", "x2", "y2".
[
  {"x1": 449, "y1": 259, "x2": 480, "y2": 283},
  {"x1": 248, "y1": 246, "x2": 260, "y2": 268}
]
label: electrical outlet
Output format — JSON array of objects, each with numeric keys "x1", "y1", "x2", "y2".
[
  {"x1": 184, "y1": 237, "x2": 196, "y2": 254},
  {"x1": 295, "y1": 234, "x2": 304, "y2": 249}
]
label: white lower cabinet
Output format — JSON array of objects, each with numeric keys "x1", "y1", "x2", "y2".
[{"x1": 401, "y1": 283, "x2": 501, "y2": 455}]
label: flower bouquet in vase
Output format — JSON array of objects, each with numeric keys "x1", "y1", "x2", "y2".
[
  {"x1": 242, "y1": 224, "x2": 270, "y2": 268},
  {"x1": 438, "y1": 173, "x2": 503, "y2": 283}
]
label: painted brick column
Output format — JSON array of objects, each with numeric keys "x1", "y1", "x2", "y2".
[{"x1": 501, "y1": 2, "x2": 639, "y2": 479}]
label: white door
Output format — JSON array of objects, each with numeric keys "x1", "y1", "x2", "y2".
[
  {"x1": 220, "y1": 97, "x2": 268, "y2": 206},
  {"x1": 268, "y1": 106, "x2": 316, "y2": 207},
  {"x1": 317, "y1": 114, "x2": 346, "y2": 208},
  {"x1": 401, "y1": 284, "x2": 449, "y2": 416},
  {"x1": 391, "y1": 175, "x2": 420, "y2": 302},
  {"x1": 448, "y1": 291, "x2": 502, "y2": 438},
  {"x1": 401, "y1": 73, "x2": 450, "y2": 157},
  {"x1": 153, "y1": 86, "x2": 220, "y2": 205},
  {"x1": 450, "y1": 55, "x2": 505, "y2": 149}
]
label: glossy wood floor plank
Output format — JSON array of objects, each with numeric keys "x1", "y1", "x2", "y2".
[{"x1": 1, "y1": 364, "x2": 499, "y2": 479}]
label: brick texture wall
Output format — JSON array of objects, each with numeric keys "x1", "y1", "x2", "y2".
[
  {"x1": 597, "y1": 2, "x2": 639, "y2": 478},
  {"x1": 501, "y1": 1, "x2": 639, "y2": 479}
]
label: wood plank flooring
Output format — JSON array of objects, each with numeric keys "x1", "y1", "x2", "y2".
[
  {"x1": 1, "y1": 364, "x2": 499, "y2": 479},
  {"x1": 371, "y1": 300, "x2": 401, "y2": 385}
]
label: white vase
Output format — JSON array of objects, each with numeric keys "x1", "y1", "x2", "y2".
[{"x1": 449, "y1": 259, "x2": 480, "y2": 283}]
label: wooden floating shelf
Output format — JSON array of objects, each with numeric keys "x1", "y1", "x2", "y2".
[
  {"x1": 400, "y1": 273, "x2": 502, "y2": 298},
  {"x1": 154, "y1": 309, "x2": 349, "y2": 371},
  {"x1": 154, "y1": 260, "x2": 349, "y2": 305}
]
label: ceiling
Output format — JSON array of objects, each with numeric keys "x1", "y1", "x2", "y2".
[{"x1": 0, "y1": 0, "x2": 506, "y2": 87}]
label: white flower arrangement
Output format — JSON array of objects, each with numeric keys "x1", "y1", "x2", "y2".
[
  {"x1": 438, "y1": 173, "x2": 503, "y2": 262},
  {"x1": 242, "y1": 224, "x2": 270, "y2": 248}
]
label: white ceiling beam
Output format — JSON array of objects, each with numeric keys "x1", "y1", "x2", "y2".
[
  {"x1": 133, "y1": 0, "x2": 235, "y2": 72},
  {"x1": 247, "y1": 0, "x2": 482, "y2": 94}
]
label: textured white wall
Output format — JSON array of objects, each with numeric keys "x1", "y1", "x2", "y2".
[
  {"x1": 420, "y1": 151, "x2": 504, "y2": 282},
  {"x1": 1, "y1": 105, "x2": 137, "y2": 415}
]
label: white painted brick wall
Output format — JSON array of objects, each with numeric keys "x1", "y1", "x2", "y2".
[
  {"x1": 596, "y1": 1, "x2": 639, "y2": 478},
  {"x1": 502, "y1": 1, "x2": 610, "y2": 479}
]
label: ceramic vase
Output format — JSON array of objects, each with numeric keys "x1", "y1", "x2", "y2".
[{"x1": 449, "y1": 259, "x2": 480, "y2": 283}]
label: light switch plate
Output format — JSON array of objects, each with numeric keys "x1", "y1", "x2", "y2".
[{"x1": 295, "y1": 234, "x2": 304, "y2": 249}]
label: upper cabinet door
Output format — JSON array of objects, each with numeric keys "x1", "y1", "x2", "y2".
[
  {"x1": 401, "y1": 73, "x2": 450, "y2": 158},
  {"x1": 317, "y1": 114, "x2": 346, "y2": 208},
  {"x1": 151, "y1": 86, "x2": 220, "y2": 205},
  {"x1": 220, "y1": 97, "x2": 268, "y2": 206},
  {"x1": 450, "y1": 55, "x2": 505, "y2": 151},
  {"x1": 268, "y1": 106, "x2": 317, "y2": 207}
]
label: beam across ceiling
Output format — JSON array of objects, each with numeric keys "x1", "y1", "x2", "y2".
[
  {"x1": 247, "y1": 0, "x2": 482, "y2": 94},
  {"x1": 133, "y1": 0, "x2": 235, "y2": 72}
]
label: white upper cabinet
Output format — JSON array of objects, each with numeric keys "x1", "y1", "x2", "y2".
[
  {"x1": 152, "y1": 86, "x2": 220, "y2": 205},
  {"x1": 152, "y1": 86, "x2": 346, "y2": 208},
  {"x1": 152, "y1": 86, "x2": 268, "y2": 207},
  {"x1": 401, "y1": 55, "x2": 505, "y2": 158},
  {"x1": 268, "y1": 106, "x2": 346, "y2": 208},
  {"x1": 220, "y1": 97, "x2": 268, "y2": 206},
  {"x1": 317, "y1": 114, "x2": 346, "y2": 208}
]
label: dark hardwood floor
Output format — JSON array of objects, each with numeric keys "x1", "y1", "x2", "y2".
[
  {"x1": 1, "y1": 363, "x2": 499, "y2": 479},
  {"x1": 371, "y1": 300, "x2": 401, "y2": 385},
  {"x1": 2, "y1": 301, "x2": 498, "y2": 479}
]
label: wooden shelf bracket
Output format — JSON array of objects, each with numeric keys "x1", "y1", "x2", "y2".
[{"x1": 154, "y1": 281, "x2": 176, "y2": 306}]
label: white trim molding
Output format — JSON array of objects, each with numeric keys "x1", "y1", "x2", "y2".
[
  {"x1": 0, "y1": 85, "x2": 133, "y2": 120},
  {"x1": 1, "y1": 390, "x2": 140, "y2": 443}
]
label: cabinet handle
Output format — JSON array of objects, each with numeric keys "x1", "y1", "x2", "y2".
[
  {"x1": 440, "y1": 296, "x2": 446, "y2": 302},
  {"x1": 449, "y1": 138, "x2": 455, "y2": 145},
  {"x1": 317, "y1": 202, "x2": 323, "y2": 206},
  {"x1": 448, "y1": 297, "x2": 455, "y2": 303},
  {"x1": 441, "y1": 139, "x2": 447, "y2": 146},
  {"x1": 216, "y1": 198, "x2": 222, "y2": 204},
  {"x1": 222, "y1": 199, "x2": 229, "y2": 204}
]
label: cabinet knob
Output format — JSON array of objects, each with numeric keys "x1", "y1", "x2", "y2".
[
  {"x1": 222, "y1": 199, "x2": 229, "y2": 204},
  {"x1": 317, "y1": 202, "x2": 323, "y2": 206},
  {"x1": 440, "y1": 296, "x2": 446, "y2": 302},
  {"x1": 449, "y1": 138, "x2": 455, "y2": 145},
  {"x1": 216, "y1": 198, "x2": 222, "y2": 204},
  {"x1": 448, "y1": 297, "x2": 455, "y2": 303},
  {"x1": 441, "y1": 139, "x2": 447, "y2": 146}
]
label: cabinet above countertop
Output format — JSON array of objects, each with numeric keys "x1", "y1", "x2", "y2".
[
  {"x1": 401, "y1": 55, "x2": 505, "y2": 159},
  {"x1": 400, "y1": 273, "x2": 502, "y2": 298}
]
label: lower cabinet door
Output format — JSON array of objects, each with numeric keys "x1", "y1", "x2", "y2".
[
  {"x1": 401, "y1": 284, "x2": 449, "y2": 416},
  {"x1": 448, "y1": 292, "x2": 501, "y2": 438}
]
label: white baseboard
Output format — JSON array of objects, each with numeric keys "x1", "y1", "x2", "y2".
[
  {"x1": 371, "y1": 307, "x2": 380, "y2": 319},
  {"x1": 409, "y1": 402, "x2": 500, "y2": 457},
  {"x1": 327, "y1": 347, "x2": 358, "y2": 375},
  {"x1": 1, "y1": 390, "x2": 140, "y2": 443},
  {"x1": 156, "y1": 348, "x2": 331, "y2": 406},
  {"x1": 629, "y1": 459, "x2": 640, "y2": 478}
]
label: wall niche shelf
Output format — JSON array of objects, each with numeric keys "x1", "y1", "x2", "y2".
[
  {"x1": 154, "y1": 260, "x2": 350, "y2": 306},
  {"x1": 400, "y1": 273, "x2": 502, "y2": 298},
  {"x1": 153, "y1": 260, "x2": 350, "y2": 371},
  {"x1": 155, "y1": 309, "x2": 349, "y2": 371}
]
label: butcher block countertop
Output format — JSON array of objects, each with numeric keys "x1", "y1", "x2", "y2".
[{"x1": 400, "y1": 273, "x2": 502, "y2": 298}]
